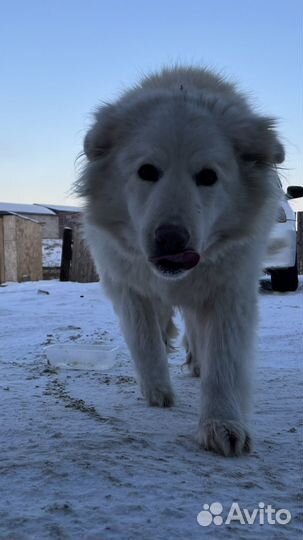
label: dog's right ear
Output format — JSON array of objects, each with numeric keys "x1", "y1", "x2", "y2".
[{"x1": 84, "y1": 105, "x2": 117, "y2": 161}]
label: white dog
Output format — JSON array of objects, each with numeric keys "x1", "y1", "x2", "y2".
[{"x1": 76, "y1": 66, "x2": 284, "y2": 456}]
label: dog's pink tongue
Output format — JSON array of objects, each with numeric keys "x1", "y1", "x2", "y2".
[{"x1": 152, "y1": 250, "x2": 200, "y2": 270}]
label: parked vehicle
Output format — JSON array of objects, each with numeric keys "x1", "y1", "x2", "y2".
[{"x1": 264, "y1": 180, "x2": 303, "y2": 292}]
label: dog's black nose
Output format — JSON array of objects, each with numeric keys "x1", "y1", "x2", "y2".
[{"x1": 154, "y1": 224, "x2": 190, "y2": 254}]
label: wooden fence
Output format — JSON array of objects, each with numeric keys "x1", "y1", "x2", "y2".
[
  {"x1": 59, "y1": 225, "x2": 99, "y2": 283},
  {"x1": 71, "y1": 225, "x2": 99, "y2": 282}
]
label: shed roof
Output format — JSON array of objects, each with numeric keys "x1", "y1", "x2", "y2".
[
  {"x1": 36, "y1": 204, "x2": 82, "y2": 213},
  {"x1": 0, "y1": 202, "x2": 56, "y2": 216}
]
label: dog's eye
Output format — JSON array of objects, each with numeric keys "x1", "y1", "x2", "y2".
[
  {"x1": 194, "y1": 168, "x2": 218, "y2": 186},
  {"x1": 241, "y1": 153, "x2": 265, "y2": 165},
  {"x1": 137, "y1": 164, "x2": 162, "y2": 182}
]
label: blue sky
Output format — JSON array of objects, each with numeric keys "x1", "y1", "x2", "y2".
[{"x1": 0, "y1": 0, "x2": 302, "y2": 205}]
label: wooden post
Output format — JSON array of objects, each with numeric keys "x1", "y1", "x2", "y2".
[
  {"x1": 297, "y1": 212, "x2": 303, "y2": 275},
  {"x1": 60, "y1": 227, "x2": 73, "y2": 281}
]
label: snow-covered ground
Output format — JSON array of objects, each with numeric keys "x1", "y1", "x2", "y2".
[
  {"x1": 0, "y1": 278, "x2": 302, "y2": 539},
  {"x1": 42, "y1": 240, "x2": 62, "y2": 268}
]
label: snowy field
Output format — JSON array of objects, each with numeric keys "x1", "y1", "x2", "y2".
[{"x1": 0, "y1": 278, "x2": 302, "y2": 539}]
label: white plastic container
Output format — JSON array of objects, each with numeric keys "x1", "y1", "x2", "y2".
[{"x1": 46, "y1": 344, "x2": 119, "y2": 371}]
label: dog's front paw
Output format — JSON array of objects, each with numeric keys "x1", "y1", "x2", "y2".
[
  {"x1": 197, "y1": 418, "x2": 251, "y2": 457},
  {"x1": 141, "y1": 383, "x2": 175, "y2": 408}
]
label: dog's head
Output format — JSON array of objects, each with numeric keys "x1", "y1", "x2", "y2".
[{"x1": 77, "y1": 68, "x2": 284, "y2": 279}]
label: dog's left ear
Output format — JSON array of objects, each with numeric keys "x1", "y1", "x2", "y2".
[
  {"x1": 84, "y1": 104, "x2": 118, "y2": 161},
  {"x1": 224, "y1": 113, "x2": 285, "y2": 166}
]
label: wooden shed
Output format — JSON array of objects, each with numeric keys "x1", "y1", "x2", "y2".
[
  {"x1": 0, "y1": 202, "x2": 59, "y2": 239},
  {"x1": 0, "y1": 213, "x2": 42, "y2": 283}
]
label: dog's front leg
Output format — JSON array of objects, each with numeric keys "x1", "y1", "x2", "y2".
[
  {"x1": 104, "y1": 279, "x2": 175, "y2": 407},
  {"x1": 191, "y1": 292, "x2": 255, "y2": 456}
]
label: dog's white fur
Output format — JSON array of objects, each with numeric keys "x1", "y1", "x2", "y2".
[{"x1": 76, "y1": 66, "x2": 284, "y2": 456}]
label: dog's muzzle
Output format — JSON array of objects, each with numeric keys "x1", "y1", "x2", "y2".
[{"x1": 149, "y1": 224, "x2": 200, "y2": 276}]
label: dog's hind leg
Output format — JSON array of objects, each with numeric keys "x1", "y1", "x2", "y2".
[{"x1": 103, "y1": 276, "x2": 175, "y2": 407}]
